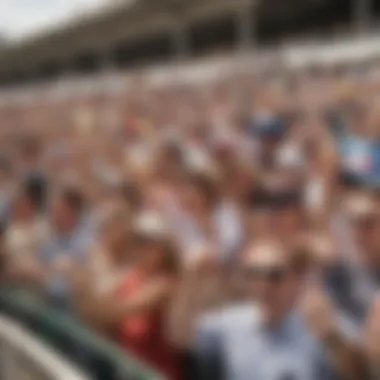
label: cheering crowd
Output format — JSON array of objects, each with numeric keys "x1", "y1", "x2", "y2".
[{"x1": 1, "y1": 61, "x2": 380, "y2": 380}]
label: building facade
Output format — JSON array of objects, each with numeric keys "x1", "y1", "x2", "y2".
[{"x1": 0, "y1": 0, "x2": 374, "y2": 87}]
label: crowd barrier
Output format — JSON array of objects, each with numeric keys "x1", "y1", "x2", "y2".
[
  {"x1": 0, "y1": 287, "x2": 165, "y2": 380},
  {"x1": 0, "y1": 315, "x2": 88, "y2": 380}
]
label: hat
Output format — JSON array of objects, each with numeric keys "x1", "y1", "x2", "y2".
[
  {"x1": 250, "y1": 113, "x2": 285, "y2": 139},
  {"x1": 184, "y1": 147, "x2": 220, "y2": 180},
  {"x1": 133, "y1": 212, "x2": 169, "y2": 241},
  {"x1": 343, "y1": 194, "x2": 377, "y2": 220}
]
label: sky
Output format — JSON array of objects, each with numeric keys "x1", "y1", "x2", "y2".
[{"x1": 0, "y1": 0, "x2": 109, "y2": 41}]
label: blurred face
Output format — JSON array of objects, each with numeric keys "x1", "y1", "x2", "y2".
[
  {"x1": 351, "y1": 213, "x2": 380, "y2": 266},
  {"x1": 344, "y1": 193, "x2": 380, "y2": 264},
  {"x1": 50, "y1": 196, "x2": 79, "y2": 233},
  {"x1": 99, "y1": 209, "x2": 131, "y2": 260},
  {"x1": 157, "y1": 146, "x2": 183, "y2": 181},
  {"x1": 350, "y1": 108, "x2": 369, "y2": 136},
  {"x1": 222, "y1": 165, "x2": 254, "y2": 199},
  {"x1": 243, "y1": 242, "x2": 298, "y2": 324},
  {"x1": 11, "y1": 195, "x2": 35, "y2": 222},
  {"x1": 21, "y1": 149, "x2": 39, "y2": 168},
  {"x1": 179, "y1": 182, "x2": 208, "y2": 215},
  {"x1": 247, "y1": 210, "x2": 273, "y2": 237},
  {"x1": 135, "y1": 238, "x2": 166, "y2": 273},
  {"x1": 273, "y1": 205, "x2": 303, "y2": 240},
  {"x1": 0, "y1": 169, "x2": 11, "y2": 189}
]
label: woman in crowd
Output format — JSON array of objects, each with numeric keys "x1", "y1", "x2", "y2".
[
  {"x1": 72, "y1": 198, "x2": 134, "y2": 317},
  {"x1": 76, "y1": 211, "x2": 182, "y2": 380}
]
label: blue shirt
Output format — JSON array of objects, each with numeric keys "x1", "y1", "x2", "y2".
[
  {"x1": 38, "y1": 224, "x2": 93, "y2": 309},
  {"x1": 338, "y1": 133, "x2": 380, "y2": 187},
  {"x1": 195, "y1": 304, "x2": 353, "y2": 380}
]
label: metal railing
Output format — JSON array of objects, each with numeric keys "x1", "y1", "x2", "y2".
[
  {"x1": 0, "y1": 287, "x2": 166, "y2": 380},
  {"x1": 0, "y1": 315, "x2": 89, "y2": 380}
]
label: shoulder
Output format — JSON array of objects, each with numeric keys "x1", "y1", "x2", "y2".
[
  {"x1": 197, "y1": 303, "x2": 259, "y2": 336},
  {"x1": 38, "y1": 234, "x2": 58, "y2": 257},
  {"x1": 194, "y1": 303, "x2": 259, "y2": 355},
  {"x1": 336, "y1": 312, "x2": 361, "y2": 343},
  {"x1": 72, "y1": 225, "x2": 95, "y2": 251}
]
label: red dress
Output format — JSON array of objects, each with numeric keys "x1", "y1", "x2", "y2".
[{"x1": 116, "y1": 270, "x2": 182, "y2": 380}]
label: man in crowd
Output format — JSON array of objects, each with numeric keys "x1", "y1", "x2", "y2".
[
  {"x1": 36, "y1": 185, "x2": 93, "y2": 309},
  {"x1": 190, "y1": 240, "x2": 366, "y2": 380}
]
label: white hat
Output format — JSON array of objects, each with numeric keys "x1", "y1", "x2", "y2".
[
  {"x1": 343, "y1": 194, "x2": 377, "y2": 219},
  {"x1": 134, "y1": 212, "x2": 169, "y2": 240},
  {"x1": 184, "y1": 147, "x2": 220, "y2": 180}
]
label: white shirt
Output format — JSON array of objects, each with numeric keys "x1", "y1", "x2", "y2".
[{"x1": 5, "y1": 219, "x2": 48, "y2": 265}]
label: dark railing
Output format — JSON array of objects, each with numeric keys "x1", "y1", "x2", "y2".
[{"x1": 0, "y1": 286, "x2": 165, "y2": 380}]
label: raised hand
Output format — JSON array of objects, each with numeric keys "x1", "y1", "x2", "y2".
[
  {"x1": 300, "y1": 281, "x2": 337, "y2": 342},
  {"x1": 363, "y1": 296, "x2": 380, "y2": 365}
]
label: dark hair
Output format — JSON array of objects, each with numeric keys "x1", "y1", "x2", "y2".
[
  {"x1": 338, "y1": 171, "x2": 364, "y2": 190},
  {"x1": 272, "y1": 190, "x2": 303, "y2": 209},
  {"x1": 246, "y1": 187, "x2": 302, "y2": 211},
  {"x1": 291, "y1": 247, "x2": 312, "y2": 275},
  {"x1": 23, "y1": 174, "x2": 47, "y2": 211},
  {"x1": 162, "y1": 142, "x2": 184, "y2": 163},
  {"x1": 160, "y1": 238, "x2": 180, "y2": 276},
  {"x1": 245, "y1": 187, "x2": 274, "y2": 210},
  {"x1": 135, "y1": 234, "x2": 180, "y2": 276},
  {"x1": 120, "y1": 181, "x2": 142, "y2": 211}
]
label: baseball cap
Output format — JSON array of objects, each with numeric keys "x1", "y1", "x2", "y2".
[
  {"x1": 133, "y1": 212, "x2": 169, "y2": 242},
  {"x1": 249, "y1": 113, "x2": 285, "y2": 139}
]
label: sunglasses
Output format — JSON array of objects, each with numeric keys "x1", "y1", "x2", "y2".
[{"x1": 243, "y1": 265, "x2": 289, "y2": 284}]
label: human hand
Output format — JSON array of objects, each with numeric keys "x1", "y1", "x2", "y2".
[
  {"x1": 307, "y1": 232, "x2": 339, "y2": 266},
  {"x1": 363, "y1": 297, "x2": 380, "y2": 364},
  {"x1": 184, "y1": 243, "x2": 219, "y2": 278},
  {"x1": 300, "y1": 281, "x2": 338, "y2": 342},
  {"x1": 51, "y1": 254, "x2": 74, "y2": 276}
]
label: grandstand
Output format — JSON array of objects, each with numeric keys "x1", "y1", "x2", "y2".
[
  {"x1": 1, "y1": 2, "x2": 380, "y2": 380},
  {"x1": 0, "y1": 0, "x2": 374, "y2": 87}
]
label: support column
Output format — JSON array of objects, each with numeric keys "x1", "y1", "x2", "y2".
[
  {"x1": 237, "y1": 0, "x2": 255, "y2": 52},
  {"x1": 353, "y1": 0, "x2": 371, "y2": 34},
  {"x1": 171, "y1": 0, "x2": 188, "y2": 62},
  {"x1": 174, "y1": 23, "x2": 188, "y2": 62}
]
